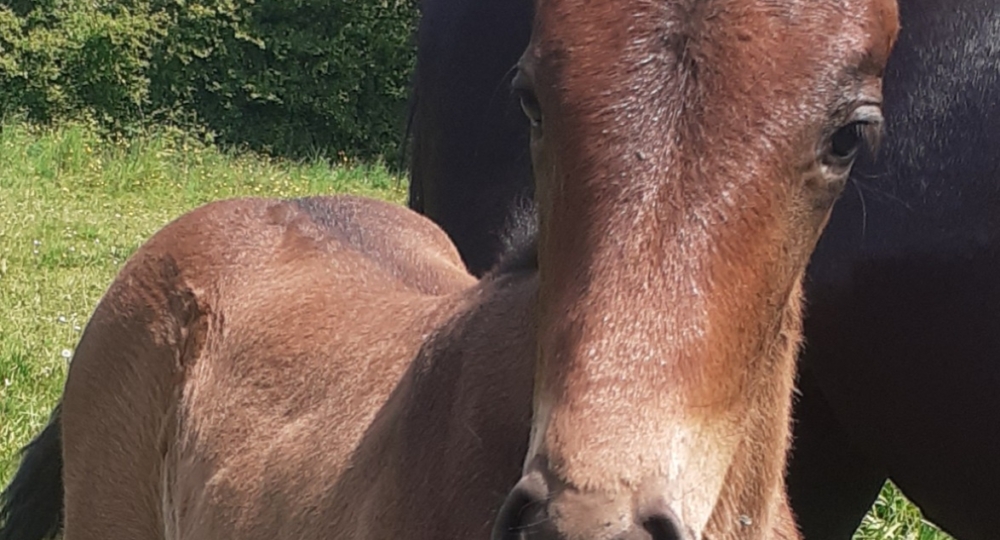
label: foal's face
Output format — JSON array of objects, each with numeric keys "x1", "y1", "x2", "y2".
[{"x1": 494, "y1": 0, "x2": 898, "y2": 539}]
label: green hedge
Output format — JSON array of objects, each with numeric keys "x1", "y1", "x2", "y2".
[{"x1": 0, "y1": 0, "x2": 417, "y2": 161}]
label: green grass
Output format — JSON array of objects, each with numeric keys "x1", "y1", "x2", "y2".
[
  {"x1": 0, "y1": 121, "x2": 952, "y2": 540},
  {"x1": 856, "y1": 483, "x2": 956, "y2": 540}
]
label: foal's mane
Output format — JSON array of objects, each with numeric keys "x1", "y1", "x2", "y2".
[{"x1": 490, "y1": 198, "x2": 539, "y2": 277}]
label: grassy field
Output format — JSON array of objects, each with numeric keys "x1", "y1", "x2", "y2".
[{"x1": 0, "y1": 121, "x2": 951, "y2": 539}]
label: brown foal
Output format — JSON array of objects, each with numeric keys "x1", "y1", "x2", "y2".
[{"x1": 0, "y1": 0, "x2": 898, "y2": 539}]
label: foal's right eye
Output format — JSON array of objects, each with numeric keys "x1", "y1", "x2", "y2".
[
  {"x1": 512, "y1": 71, "x2": 542, "y2": 128},
  {"x1": 517, "y1": 90, "x2": 543, "y2": 128}
]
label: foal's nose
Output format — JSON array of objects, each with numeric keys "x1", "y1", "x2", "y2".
[
  {"x1": 492, "y1": 473, "x2": 692, "y2": 540},
  {"x1": 492, "y1": 472, "x2": 551, "y2": 540},
  {"x1": 636, "y1": 507, "x2": 689, "y2": 540}
]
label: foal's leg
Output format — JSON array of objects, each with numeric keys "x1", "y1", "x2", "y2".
[
  {"x1": 61, "y1": 266, "x2": 196, "y2": 540},
  {"x1": 785, "y1": 366, "x2": 887, "y2": 540}
]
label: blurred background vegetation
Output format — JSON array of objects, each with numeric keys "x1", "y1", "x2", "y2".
[{"x1": 0, "y1": 0, "x2": 417, "y2": 163}]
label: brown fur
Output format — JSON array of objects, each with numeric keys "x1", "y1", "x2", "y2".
[
  {"x1": 512, "y1": 0, "x2": 898, "y2": 538},
  {"x1": 5, "y1": 1, "x2": 898, "y2": 539},
  {"x1": 59, "y1": 195, "x2": 538, "y2": 540}
]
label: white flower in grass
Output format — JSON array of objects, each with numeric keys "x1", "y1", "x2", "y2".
[{"x1": 61, "y1": 349, "x2": 73, "y2": 361}]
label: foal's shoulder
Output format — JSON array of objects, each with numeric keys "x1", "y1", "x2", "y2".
[
  {"x1": 284, "y1": 195, "x2": 476, "y2": 294},
  {"x1": 130, "y1": 195, "x2": 474, "y2": 298}
]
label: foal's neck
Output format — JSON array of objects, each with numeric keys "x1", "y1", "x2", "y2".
[{"x1": 357, "y1": 272, "x2": 539, "y2": 539}]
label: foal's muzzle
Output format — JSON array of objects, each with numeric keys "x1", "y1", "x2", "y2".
[{"x1": 492, "y1": 472, "x2": 692, "y2": 540}]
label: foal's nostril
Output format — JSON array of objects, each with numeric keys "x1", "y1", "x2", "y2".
[
  {"x1": 639, "y1": 508, "x2": 688, "y2": 540},
  {"x1": 491, "y1": 472, "x2": 550, "y2": 540}
]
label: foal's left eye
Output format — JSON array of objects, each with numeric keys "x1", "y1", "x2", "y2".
[
  {"x1": 823, "y1": 107, "x2": 883, "y2": 172},
  {"x1": 830, "y1": 122, "x2": 864, "y2": 161}
]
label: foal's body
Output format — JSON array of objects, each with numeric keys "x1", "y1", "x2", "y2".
[{"x1": 62, "y1": 195, "x2": 535, "y2": 539}]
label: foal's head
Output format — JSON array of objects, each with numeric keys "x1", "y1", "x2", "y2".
[{"x1": 493, "y1": 0, "x2": 898, "y2": 539}]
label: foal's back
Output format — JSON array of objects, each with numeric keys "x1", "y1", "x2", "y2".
[{"x1": 59, "y1": 196, "x2": 477, "y2": 539}]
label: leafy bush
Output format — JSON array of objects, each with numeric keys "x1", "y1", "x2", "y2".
[
  {"x1": 0, "y1": 2, "x2": 164, "y2": 127},
  {"x1": 0, "y1": 0, "x2": 417, "y2": 161}
]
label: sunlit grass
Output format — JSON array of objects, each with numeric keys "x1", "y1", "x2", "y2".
[{"x1": 854, "y1": 482, "x2": 955, "y2": 540}]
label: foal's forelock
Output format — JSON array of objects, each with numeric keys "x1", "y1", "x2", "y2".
[{"x1": 508, "y1": 0, "x2": 898, "y2": 538}]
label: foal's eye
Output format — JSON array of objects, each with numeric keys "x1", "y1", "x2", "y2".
[
  {"x1": 830, "y1": 122, "x2": 864, "y2": 161},
  {"x1": 516, "y1": 88, "x2": 543, "y2": 128},
  {"x1": 823, "y1": 106, "x2": 883, "y2": 171},
  {"x1": 512, "y1": 71, "x2": 542, "y2": 129}
]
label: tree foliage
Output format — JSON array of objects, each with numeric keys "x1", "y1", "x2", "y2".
[{"x1": 0, "y1": 0, "x2": 417, "y2": 160}]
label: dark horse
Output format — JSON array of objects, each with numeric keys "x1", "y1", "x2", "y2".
[{"x1": 407, "y1": 0, "x2": 1000, "y2": 538}]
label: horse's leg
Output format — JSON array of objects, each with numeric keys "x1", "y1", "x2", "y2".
[
  {"x1": 61, "y1": 264, "x2": 197, "y2": 540},
  {"x1": 785, "y1": 365, "x2": 887, "y2": 540}
]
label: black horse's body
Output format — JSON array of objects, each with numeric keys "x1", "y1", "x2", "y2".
[
  {"x1": 407, "y1": 0, "x2": 1000, "y2": 538},
  {"x1": 407, "y1": 0, "x2": 534, "y2": 275}
]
